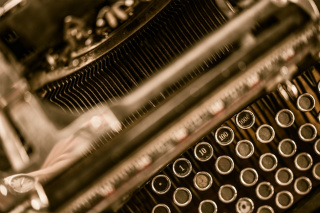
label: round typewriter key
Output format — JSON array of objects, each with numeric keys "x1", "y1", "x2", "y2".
[
  {"x1": 256, "y1": 205, "x2": 274, "y2": 213},
  {"x1": 218, "y1": 184, "x2": 237, "y2": 203},
  {"x1": 173, "y1": 187, "x2": 192, "y2": 207},
  {"x1": 312, "y1": 162, "x2": 320, "y2": 180},
  {"x1": 256, "y1": 124, "x2": 275, "y2": 143},
  {"x1": 236, "y1": 197, "x2": 254, "y2": 213},
  {"x1": 298, "y1": 123, "x2": 317, "y2": 142},
  {"x1": 236, "y1": 140, "x2": 254, "y2": 159},
  {"x1": 259, "y1": 153, "x2": 278, "y2": 172},
  {"x1": 215, "y1": 126, "x2": 234, "y2": 146},
  {"x1": 314, "y1": 139, "x2": 320, "y2": 155},
  {"x1": 240, "y1": 168, "x2": 258, "y2": 187},
  {"x1": 294, "y1": 177, "x2": 312, "y2": 195},
  {"x1": 256, "y1": 182, "x2": 274, "y2": 200},
  {"x1": 275, "y1": 191, "x2": 294, "y2": 209},
  {"x1": 215, "y1": 155, "x2": 234, "y2": 175},
  {"x1": 294, "y1": 152, "x2": 313, "y2": 171},
  {"x1": 278, "y1": 139, "x2": 296, "y2": 157},
  {"x1": 236, "y1": 110, "x2": 255, "y2": 129},
  {"x1": 198, "y1": 200, "x2": 217, "y2": 213},
  {"x1": 275, "y1": 168, "x2": 293, "y2": 186},
  {"x1": 275, "y1": 109, "x2": 295, "y2": 128},
  {"x1": 194, "y1": 142, "x2": 214, "y2": 162},
  {"x1": 151, "y1": 175, "x2": 171, "y2": 194},
  {"x1": 193, "y1": 172, "x2": 213, "y2": 191},
  {"x1": 173, "y1": 158, "x2": 192, "y2": 178},
  {"x1": 152, "y1": 204, "x2": 171, "y2": 213},
  {"x1": 297, "y1": 93, "x2": 315, "y2": 112}
]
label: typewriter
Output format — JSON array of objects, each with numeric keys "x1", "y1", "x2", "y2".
[{"x1": 0, "y1": 0, "x2": 320, "y2": 212}]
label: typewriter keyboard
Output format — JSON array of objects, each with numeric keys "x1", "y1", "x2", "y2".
[{"x1": 118, "y1": 68, "x2": 320, "y2": 213}]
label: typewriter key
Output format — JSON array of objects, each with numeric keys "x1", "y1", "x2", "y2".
[
  {"x1": 275, "y1": 109, "x2": 295, "y2": 128},
  {"x1": 256, "y1": 205, "x2": 274, "y2": 213},
  {"x1": 173, "y1": 158, "x2": 192, "y2": 178},
  {"x1": 193, "y1": 172, "x2": 213, "y2": 191},
  {"x1": 173, "y1": 187, "x2": 192, "y2": 207},
  {"x1": 278, "y1": 84, "x2": 290, "y2": 101},
  {"x1": 151, "y1": 175, "x2": 171, "y2": 194},
  {"x1": 218, "y1": 184, "x2": 237, "y2": 203},
  {"x1": 284, "y1": 80, "x2": 298, "y2": 99},
  {"x1": 312, "y1": 162, "x2": 320, "y2": 180},
  {"x1": 215, "y1": 126, "x2": 234, "y2": 146},
  {"x1": 152, "y1": 204, "x2": 171, "y2": 213},
  {"x1": 236, "y1": 110, "x2": 255, "y2": 129},
  {"x1": 235, "y1": 140, "x2": 254, "y2": 159},
  {"x1": 294, "y1": 177, "x2": 312, "y2": 195},
  {"x1": 297, "y1": 93, "x2": 315, "y2": 112},
  {"x1": 278, "y1": 139, "x2": 297, "y2": 157},
  {"x1": 235, "y1": 197, "x2": 254, "y2": 213},
  {"x1": 215, "y1": 155, "x2": 234, "y2": 175},
  {"x1": 194, "y1": 142, "x2": 214, "y2": 162},
  {"x1": 256, "y1": 124, "x2": 275, "y2": 143},
  {"x1": 294, "y1": 152, "x2": 313, "y2": 171},
  {"x1": 198, "y1": 200, "x2": 217, "y2": 213},
  {"x1": 256, "y1": 182, "x2": 274, "y2": 200},
  {"x1": 259, "y1": 153, "x2": 277, "y2": 172},
  {"x1": 275, "y1": 191, "x2": 294, "y2": 209},
  {"x1": 275, "y1": 168, "x2": 293, "y2": 186},
  {"x1": 314, "y1": 139, "x2": 320, "y2": 155},
  {"x1": 298, "y1": 123, "x2": 317, "y2": 142},
  {"x1": 240, "y1": 168, "x2": 258, "y2": 187}
]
